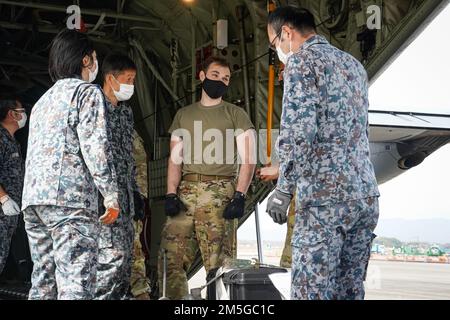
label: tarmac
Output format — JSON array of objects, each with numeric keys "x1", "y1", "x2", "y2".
[
  {"x1": 365, "y1": 260, "x2": 450, "y2": 300},
  {"x1": 189, "y1": 258, "x2": 450, "y2": 300}
]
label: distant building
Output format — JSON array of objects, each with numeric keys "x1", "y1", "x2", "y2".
[{"x1": 371, "y1": 244, "x2": 386, "y2": 255}]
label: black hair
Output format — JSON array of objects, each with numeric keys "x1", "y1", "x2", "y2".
[
  {"x1": 101, "y1": 53, "x2": 137, "y2": 81},
  {"x1": 201, "y1": 56, "x2": 231, "y2": 73},
  {"x1": 48, "y1": 29, "x2": 95, "y2": 82},
  {"x1": 268, "y1": 6, "x2": 316, "y2": 35},
  {"x1": 0, "y1": 99, "x2": 18, "y2": 122}
]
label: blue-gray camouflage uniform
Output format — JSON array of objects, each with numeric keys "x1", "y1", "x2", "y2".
[
  {"x1": 22, "y1": 78, "x2": 119, "y2": 300},
  {"x1": 95, "y1": 99, "x2": 136, "y2": 300},
  {"x1": 0, "y1": 125, "x2": 25, "y2": 274},
  {"x1": 276, "y1": 35, "x2": 380, "y2": 300}
]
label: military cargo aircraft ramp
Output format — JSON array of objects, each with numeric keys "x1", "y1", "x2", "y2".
[{"x1": 0, "y1": 0, "x2": 449, "y2": 298}]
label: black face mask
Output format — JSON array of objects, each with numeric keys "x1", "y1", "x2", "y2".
[{"x1": 202, "y1": 77, "x2": 228, "y2": 99}]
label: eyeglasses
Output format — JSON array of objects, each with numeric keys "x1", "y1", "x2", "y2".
[
  {"x1": 13, "y1": 108, "x2": 26, "y2": 114},
  {"x1": 268, "y1": 30, "x2": 282, "y2": 51}
]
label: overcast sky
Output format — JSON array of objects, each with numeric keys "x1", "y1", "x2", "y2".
[
  {"x1": 370, "y1": 4, "x2": 450, "y2": 222},
  {"x1": 239, "y1": 4, "x2": 450, "y2": 242}
]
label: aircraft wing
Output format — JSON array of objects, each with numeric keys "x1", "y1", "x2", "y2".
[
  {"x1": 370, "y1": 110, "x2": 450, "y2": 142},
  {"x1": 368, "y1": 110, "x2": 450, "y2": 184}
]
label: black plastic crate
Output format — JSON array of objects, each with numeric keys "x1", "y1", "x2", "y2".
[{"x1": 222, "y1": 267, "x2": 287, "y2": 300}]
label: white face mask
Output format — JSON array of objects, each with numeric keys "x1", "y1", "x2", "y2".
[
  {"x1": 112, "y1": 76, "x2": 135, "y2": 102},
  {"x1": 276, "y1": 31, "x2": 293, "y2": 65},
  {"x1": 13, "y1": 111, "x2": 27, "y2": 129},
  {"x1": 88, "y1": 60, "x2": 98, "y2": 83}
]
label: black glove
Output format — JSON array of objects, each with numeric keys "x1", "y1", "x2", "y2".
[
  {"x1": 223, "y1": 191, "x2": 246, "y2": 220},
  {"x1": 266, "y1": 189, "x2": 293, "y2": 224},
  {"x1": 133, "y1": 191, "x2": 146, "y2": 221},
  {"x1": 165, "y1": 193, "x2": 187, "y2": 217},
  {"x1": 98, "y1": 193, "x2": 106, "y2": 216}
]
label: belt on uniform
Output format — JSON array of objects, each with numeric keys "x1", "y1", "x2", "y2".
[{"x1": 182, "y1": 174, "x2": 235, "y2": 182}]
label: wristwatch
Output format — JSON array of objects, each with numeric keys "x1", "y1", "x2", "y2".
[{"x1": 0, "y1": 195, "x2": 10, "y2": 205}]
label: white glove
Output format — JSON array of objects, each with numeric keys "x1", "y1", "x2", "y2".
[
  {"x1": 1, "y1": 198, "x2": 21, "y2": 216},
  {"x1": 100, "y1": 195, "x2": 120, "y2": 225},
  {"x1": 103, "y1": 195, "x2": 119, "y2": 210}
]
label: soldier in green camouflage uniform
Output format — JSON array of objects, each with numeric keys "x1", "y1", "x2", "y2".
[
  {"x1": 280, "y1": 201, "x2": 295, "y2": 268},
  {"x1": 159, "y1": 57, "x2": 256, "y2": 299},
  {"x1": 267, "y1": 8, "x2": 379, "y2": 300},
  {"x1": 257, "y1": 165, "x2": 295, "y2": 268},
  {"x1": 130, "y1": 130, "x2": 151, "y2": 299},
  {"x1": 160, "y1": 180, "x2": 238, "y2": 298}
]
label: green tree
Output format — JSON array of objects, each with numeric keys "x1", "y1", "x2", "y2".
[{"x1": 374, "y1": 237, "x2": 403, "y2": 248}]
